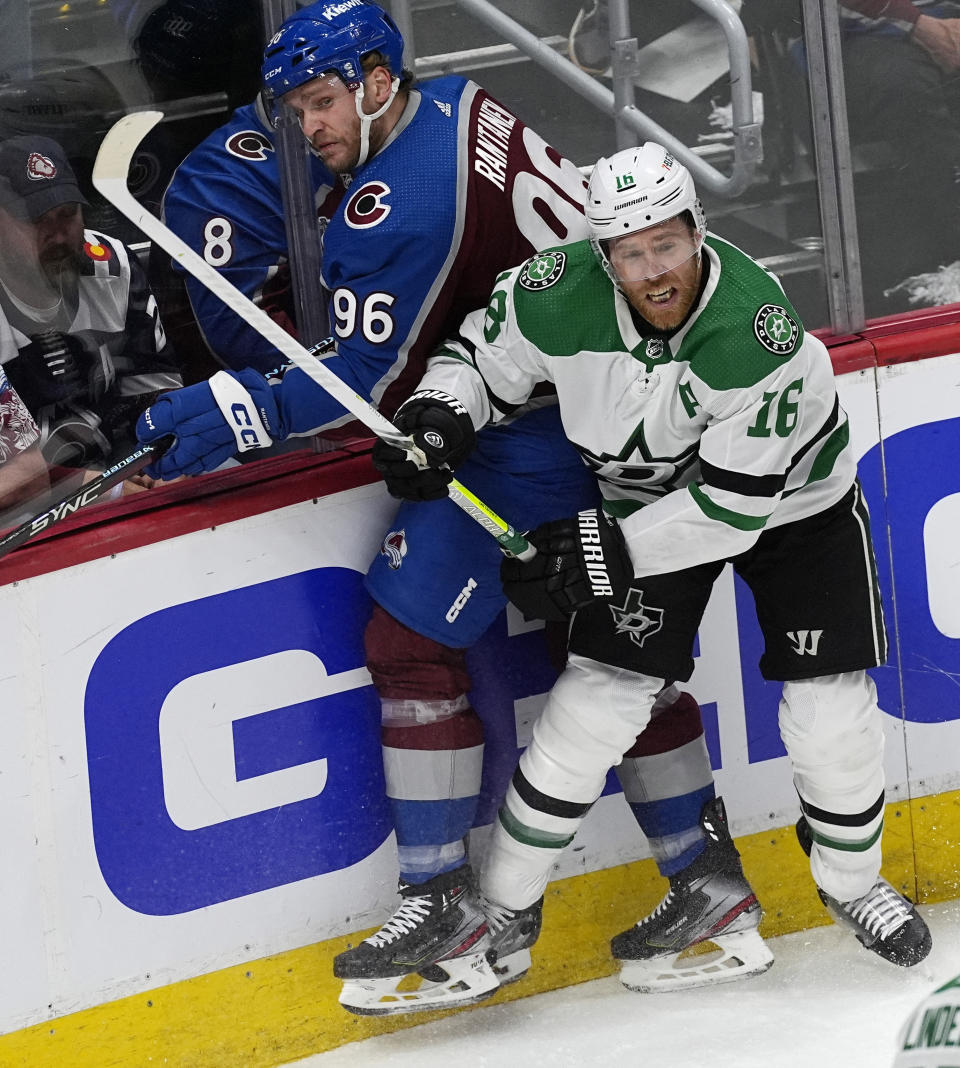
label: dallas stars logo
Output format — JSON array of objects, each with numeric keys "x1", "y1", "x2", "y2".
[
  {"x1": 753, "y1": 304, "x2": 799, "y2": 355},
  {"x1": 610, "y1": 588, "x2": 665, "y2": 647},
  {"x1": 518, "y1": 251, "x2": 566, "y2": 291}
]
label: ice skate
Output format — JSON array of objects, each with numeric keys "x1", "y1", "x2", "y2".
[
  {"x1": 333, "y1": 866, "x2": 499, "y2": 1015},
  {"x1": 796, "y1": 816, "x2": 932, "y2": 967},
  {"x1": 612, "y1": 797, "x2": 773, "y2": 992},
  {"x1": 481, "y1": 893, "x2": 543, "y2": 984}
]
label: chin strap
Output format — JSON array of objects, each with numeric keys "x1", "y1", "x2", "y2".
[{"x1": 354, "y1": 76, "x2": 400, "y2": 167}]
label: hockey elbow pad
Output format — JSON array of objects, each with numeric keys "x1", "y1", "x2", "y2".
[{"x1": 136, "y1": 368, "x2": 283, "y2": 480}]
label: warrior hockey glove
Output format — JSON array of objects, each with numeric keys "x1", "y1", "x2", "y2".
[
  {"x1": 136, "y1": 368, "x2": 282, "y2": 479},
  {"x1": 500, "y1": 508, "x2": 634, "y2": 622},
  {"x1": 372, "y1": 389, "x2": 476, "y2": 501}
]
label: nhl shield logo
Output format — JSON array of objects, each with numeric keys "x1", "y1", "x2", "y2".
[
  {"x1": 638, "y1": 336, "x2": 672, "y2": 372},
  {"x1": 753, "y1": 304, "x2": 799, "y2": 355},
  {"x1": 518, "y1": 251, "x2": 566, "y2": 291},
  {"x1": 610, "y1": 588, "x2": 664, "y2": 647}
]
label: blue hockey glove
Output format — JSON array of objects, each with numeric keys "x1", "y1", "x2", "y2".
[
  {"x1": 500, "y1": 509, "x2": 634, "y2": 622},
  {"x1": 371, "y1": 389, "x2": 476, "y2": 501},
  {"x1": 136, "y1": 368, "x2": 283, "y2": 479}
]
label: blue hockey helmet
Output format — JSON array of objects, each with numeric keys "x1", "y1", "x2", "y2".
[{"x1": 262, "y1": 1, "x2": 405, "y2": 97}]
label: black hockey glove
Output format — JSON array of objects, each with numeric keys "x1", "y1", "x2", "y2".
[
  {"x1": 500, "y1": 508, "x2": 634, "y2": 622},
  {"x1": 372, "y1": 390, "x2": 476, "y2": 501}
]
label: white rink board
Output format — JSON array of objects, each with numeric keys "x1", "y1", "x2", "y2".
[{"x1": 0, "y1": 358, "x2": 958, "y2": 1033}]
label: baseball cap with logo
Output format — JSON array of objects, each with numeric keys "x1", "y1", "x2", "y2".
[{"x1": 0, "y1": 135, "x2": 88, "y2": 222}]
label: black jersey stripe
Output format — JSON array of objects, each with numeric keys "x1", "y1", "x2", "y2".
[
  {"x1": 698, "y1": 397, "x2": 842, "y2": 500},
  {"x1": 788, "y1": 396, "x2": 841, "y2": 473},
  {"x1": 699, "y1": 458, "x2": 787, "y2": 498}
]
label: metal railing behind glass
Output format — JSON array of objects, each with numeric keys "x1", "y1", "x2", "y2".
[{"x1": 391, "y1": 0, "x2": 762, "y2": 197}]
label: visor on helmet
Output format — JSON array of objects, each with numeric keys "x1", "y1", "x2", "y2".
[{"x1": 605, "y1": 215, "x2": 704, "y2": 282}]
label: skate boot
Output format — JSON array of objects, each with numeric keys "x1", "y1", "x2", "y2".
[
  {"x1": 796, "y1": 816, "x2": 932, "y2": 967},
  {"x1": 333, "y1": 865, "x2": 499, "y2": 1015},
  {"x1": 612, "y1": 797, "x2": 774, "y2": 992},
  {"x1": 481, "y1": 894, "x2": 543, "y2": 985}
]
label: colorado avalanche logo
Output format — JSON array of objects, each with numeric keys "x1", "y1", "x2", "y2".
[
  {"x1": 27, "y1": 151, "x2": 56, "y2": 181},
  {"x1": 380, "y1": 528, "x2": 408, "y2": 570},
  {"x1": 344, "y1": 181, "x2": 391, "y2": 230},
  {"x1": 225, "y1": 131, "x2": 274, "y2": 162}
]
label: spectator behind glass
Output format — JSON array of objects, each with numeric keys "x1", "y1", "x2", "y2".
[
  {"x1": 131, "y1": 0, "x2": 263, "y2": 108},
  {"x1": 0, "y1": 135, "x2": 182, "y2": 493},
  {"x1": 743, "y1": 0, "x2": 960, "y2": 311},
  {"x1": 839, "y1": 1, "x2": 960, "y2": 307},
  {"x1": 0, "y1": 365, "x2": 48, "y2": 515}
]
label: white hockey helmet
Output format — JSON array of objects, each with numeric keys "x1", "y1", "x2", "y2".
[{"x1": 587, "y1": 143, "x2": 707, "y2": 282}]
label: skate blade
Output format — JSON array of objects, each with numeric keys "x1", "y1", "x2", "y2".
[
  {"x1": 338, "y1": 951, "x2": 500, "y2": 1016},
  {"x1": 618, "y1": 929, "x2": 774, "y2": 993},
  {"x1": 490, "y1": 947, "x2": 532, "y2": 985}
]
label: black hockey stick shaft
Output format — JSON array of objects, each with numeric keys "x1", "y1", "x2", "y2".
[{"x1": 0, "y1": 437, "x2": 173, "y2": 562}]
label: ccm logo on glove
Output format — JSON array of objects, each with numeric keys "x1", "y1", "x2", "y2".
[{"x1": 210, "y1": 371, "x2": 273, "y2": 451}]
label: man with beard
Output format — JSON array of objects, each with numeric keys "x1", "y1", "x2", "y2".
[
  {"x1": 0, "y1": 135, "x2": 181, "y2": 484},
  {"x1": 380, "y1": 142, "x2": 932, "y2": 981}
]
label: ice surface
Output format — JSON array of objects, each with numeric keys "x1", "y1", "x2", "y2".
[{"x1": 292, "y1": 899, "x2": 960, "y2": 1067}]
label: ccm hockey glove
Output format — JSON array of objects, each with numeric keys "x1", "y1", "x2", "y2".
[
  {"x1": 136, "y1": 368, "x2": 282, "y2": 479},
  {"x1": 372, "y1": 389, "x2": 476, "y2": 501},
  {"x1": 501, "y1": 508, "x2": 634, "y2": 622}
]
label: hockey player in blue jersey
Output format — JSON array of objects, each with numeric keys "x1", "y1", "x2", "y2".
[
  {"x1": 136, "y1": 0, "x2": 767, "y2": 1014},
  {"x1": 151, "y1": 96, "x2": 344, "y2": 380}
]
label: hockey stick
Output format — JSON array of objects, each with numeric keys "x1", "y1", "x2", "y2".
[
  {"x1": 0, "y1": 437, "x2": 173, "y2": 562},
  {"x1": 92, "y1": 110, "x2": 533, "y2": 560}
]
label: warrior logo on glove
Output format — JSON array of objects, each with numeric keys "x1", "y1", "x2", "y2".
[
  {"x1": 578, "y1": 510, "x2": 618, "y2": 599},
  {"x1": 500, "y1": 508, "x2": 634, "y2": 622}
]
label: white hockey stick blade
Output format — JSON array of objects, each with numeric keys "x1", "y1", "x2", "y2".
[{"x1": 92, "y1": 110, "x2": 534, "y2": 560}]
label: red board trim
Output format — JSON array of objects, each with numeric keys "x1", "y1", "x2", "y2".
[{"x1": 5, "y1": 305, "x2": 960, "y2": 586}]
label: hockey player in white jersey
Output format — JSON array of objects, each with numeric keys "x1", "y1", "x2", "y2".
[
  {"x1": 893, "y1": 971, "x2": 960, "y2": 1066},
  {"x1": 373, "y1": 142, "x2": 933, "y2": 987}
]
